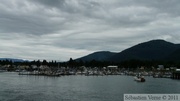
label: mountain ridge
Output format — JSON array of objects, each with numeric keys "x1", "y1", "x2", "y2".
[
  {"x1": 0, "y1": 58, "x2": 28, "y2": 62},
  {"x1": 76, "y1": 39, "x2": 180, "y2": 62},
  {"x1": 76, "y1": 51, "x2": 116, "y2": 62}
]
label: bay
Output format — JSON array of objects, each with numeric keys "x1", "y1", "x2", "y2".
[{"x1": 0, "y1": 72, "x2": 179, "y2": 101}]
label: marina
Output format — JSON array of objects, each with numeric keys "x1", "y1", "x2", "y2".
[{"x1": 14, "y1": 65, "x2": 178, "y2": 80}]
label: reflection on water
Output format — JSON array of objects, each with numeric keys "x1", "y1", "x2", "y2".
[{"x1": 0, "y1": 72, "x2": 179, "y2": 101}]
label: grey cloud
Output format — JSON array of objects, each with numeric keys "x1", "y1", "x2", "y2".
[
  {"x1": 33, "y1": 0, "x2": 65, "y2": 7},
  {"x1": 0, "y1": 0, "x2": 165, "y2": 35},
  {"x1": 0, "y1": 0, "x2": 68, "y2": 35},
  {"x1": 133, "y1": 0, "x2": 180, "y2": 16},
  {"x1": 0, "y1": 0, "x2": 180, "y2": 60}
]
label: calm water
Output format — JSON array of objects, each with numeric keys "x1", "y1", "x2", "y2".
[{"x1": 0, "y1": 72, "x2": 179, "y2": 101}]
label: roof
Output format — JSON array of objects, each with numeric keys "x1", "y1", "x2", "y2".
[
  {"x1": 107, "y1": 66, "x2": 118, "y2": 68},
  {"x1": 176, "y1": 69, "x2": 180, "y2": 72}
]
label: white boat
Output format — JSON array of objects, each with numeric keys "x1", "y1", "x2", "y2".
[{"x1": 134, "y1": 76, "x2": 145, "y2": 82}]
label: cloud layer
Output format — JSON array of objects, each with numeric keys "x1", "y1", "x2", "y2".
[{"x1": 0, "y1": 0, "x2": 180, "y2": 61}]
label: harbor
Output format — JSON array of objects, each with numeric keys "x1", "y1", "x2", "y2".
[
  {"x1": 1, "y1": 0, "x2": 180, "y2": 101},
  {"x1": 0, "y1": 72, "x2": 180, "y2": 101},
  {"x1": 0, "y1": 60, "x2": 180, "y2": 79}
]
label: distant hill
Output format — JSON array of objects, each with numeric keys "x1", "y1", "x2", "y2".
[
  {"x1": 108, "y1": 39, "x2": 180, "y2": 62},
  {"x1": 0, "y1": 58, "x2": 28, "y2": 62},
  {"x1": 76, "y1": 39, "x2": 180, "y2": 62},
  {"x1": 75, "y1": 51, "x2": 116, "y2": 62}
]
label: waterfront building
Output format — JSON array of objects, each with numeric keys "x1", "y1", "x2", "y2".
[{"x1": 172, "y1": 69, "x2": 180, "y2": 79}]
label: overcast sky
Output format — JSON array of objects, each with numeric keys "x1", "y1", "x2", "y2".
[{"x1": 0, "y1": 0, "x2": 180, "y2": 61}]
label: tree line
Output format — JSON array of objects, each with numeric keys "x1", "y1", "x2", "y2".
[{"x1": 0, "y1": 58, "x2": 180, "y2": 69}]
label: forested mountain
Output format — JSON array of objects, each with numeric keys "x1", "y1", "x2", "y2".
[
  {"x1": 76, "y1": 51, "x2": 116, "y2": 62},
  {"x1": 76, "y1": 40, "x2": 180, "y2": 62}
]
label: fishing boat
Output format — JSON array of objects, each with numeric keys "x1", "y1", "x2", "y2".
[
  {"x1": 134, "y1": 74, "x2": 146, "y2": 82},
  {"x1": 134, "y1": 76, "x2": 145, "y2": 82}
]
